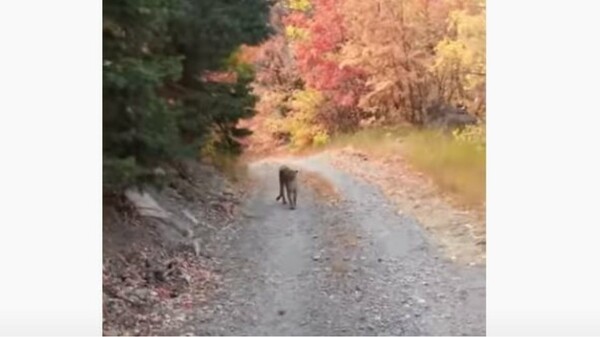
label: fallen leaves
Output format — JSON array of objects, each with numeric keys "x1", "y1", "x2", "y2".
[{"x1": 103, "y1": 162, "x2": 238, "y2": 336}]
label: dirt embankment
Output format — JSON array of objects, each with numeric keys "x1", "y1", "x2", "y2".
[{"x1": 102, "y1": 161, "x2": 245, "y2": 336}]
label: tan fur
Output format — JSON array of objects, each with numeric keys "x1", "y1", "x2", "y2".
[{"x1": 276, "y1": 165, "x2": 299, "y2": 210}]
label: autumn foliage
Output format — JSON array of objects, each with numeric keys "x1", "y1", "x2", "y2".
[{"x1": 249, "y1": 0, "x2": 485, "y2": 148}]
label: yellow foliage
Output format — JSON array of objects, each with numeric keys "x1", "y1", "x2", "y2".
[
  {"x1": 284, "y1": 89, "x2": 330, "y2": 148},
  {"x1": 287, "y1": 0, "x2": 312, "y2": 11},
  {"x1": 260, "y1": 89, "x2": 330, "y2": 148},
  {"x1": 313, "y1": 131, "x2": 330, "y2": 147},
  {"x1": 289, "y1": 89, "x2": 322, "y2": 115},
  {"x1": 264, "y1": 116, "x2": 287, "y2": 134},
  {"x1": 452, "y1": 124, "x2": 485, "y2": 147},
  {"x1": 285, "y1": 25, "x2": 309, "y2": 41},
  {"x1": 432, "y1": 6, "x2": 485, "y2": 91},
  {"x1": 433, "y1": 39, "x2": 471, "y2": 68},
  {"x1": 256, "y1": 90, "x2": 287, "y2": 113},
  {"x1": 290, "y1": 127, "x2": 317, "y2": 148}
]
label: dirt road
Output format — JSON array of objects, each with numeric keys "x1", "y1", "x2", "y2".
[{"x1": 167, "y1": 153, "x2": 485, "y2": 335}]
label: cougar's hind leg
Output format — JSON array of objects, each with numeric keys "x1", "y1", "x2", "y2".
[
  {"x1": 277, "y1": 171, "x2": 287, "y2": 204},
  {"x1": 281, "y1": 182, "x2": 287, "y2": 204},
  {"x1": 292, "y1": 190, "x2": 297, "y2": 209},
  {"x1": 288, "y1": 188, "x2": 295, "y2": 210}
]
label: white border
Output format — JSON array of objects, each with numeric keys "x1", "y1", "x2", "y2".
[
  {"x1": 488, "y1": 0, "x2": 600, "y2": 335},
  {"x1": 1, "y1": 0, "x2": 600, "y2": 335},
  {"x1": 0, "y1": 1, "x2": 102, "y2": 335}
]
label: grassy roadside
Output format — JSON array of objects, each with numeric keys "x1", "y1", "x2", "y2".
[
  {"x1": 239, "y1": 115, "x2": 485, "y2": 209},
  {"x1": 328, "y1": 125, "x2": 486, "y2": 208}
]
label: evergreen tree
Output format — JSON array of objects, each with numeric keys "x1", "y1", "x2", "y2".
[{"x1": 103, "y1": 0, "x2": 272, "y2": 191}]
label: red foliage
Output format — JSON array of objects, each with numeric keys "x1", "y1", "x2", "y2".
[
  {"x1": 252, "y1": 36, "x2": 298, "y2": 87},
  {"x1": 286, "y1": 0, "x2": 366, "y2": 108},
  {"x1": 201, "y1": 71, "x2": 238, "y2": 84}
]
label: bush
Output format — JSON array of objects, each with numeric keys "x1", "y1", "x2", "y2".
[
  {"x1": 312, "y1": 131, "x2": 330, "y2": 146},
  {"x1": 452, "y1": 124, "x2": 486, "y2": 147}
]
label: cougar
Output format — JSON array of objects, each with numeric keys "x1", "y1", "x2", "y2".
[{"x1": 276, "y1": 165, "x2": 298, "y2": 210}]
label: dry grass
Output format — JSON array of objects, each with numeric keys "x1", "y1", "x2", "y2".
[
  {"x1": 329, "y1": 126, "x2": 485, "y2": 208},
  {"x1": 328, "y1": 126, "x2": 412, "y2": 155},
  {"x1": 330, "y1": 145, "x2": 486, "y2": 265},
  {"x1": 402, "y1": 130, "x2": 485, "y2": 207}
]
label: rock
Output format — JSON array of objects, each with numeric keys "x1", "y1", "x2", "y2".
[
  {"x1": 182, "y1": 209, "x2": 199, "y2": 225},
  {"x1": 417, "y1": 298, "x2": 426, "y2": 304},
  {"x1": 182, "y1": 272, "x2": 192, "y2": 285},
  {"x1": 130, "y1": 288, "x2": 153, "y2": 304},
  {"x1": 150, "y1": 314, "x2": 163, "y2": 324},
  {"x1": 153, "y1": 167, "x2": 167, "y2": 176},
  {"x1": 312, "y1": 254, "x2": 321, "y2": 261},
  {"x1": 355, "y1": 290, "x2": 362, "y2": 299},
  {"x1": 193, "y1": 239, "x2": 201, "y2": 257},
  {"x1": 125, "y1": 189, "x2": 170, "y2": 219}
]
